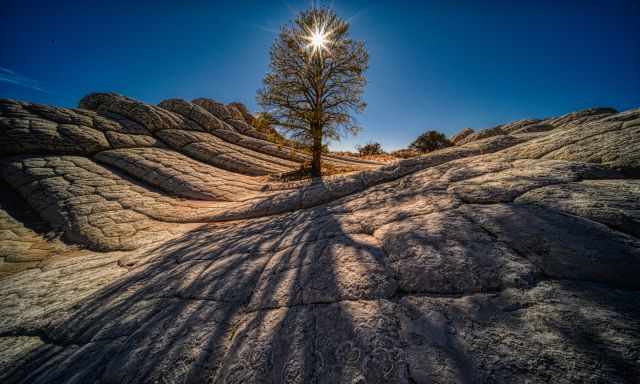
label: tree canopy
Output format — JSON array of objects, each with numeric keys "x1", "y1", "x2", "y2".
[
  {"x1": 357, "y1": 141, "x2": 384, "y2": 156},
  {"x1": 409, "y1": 130, "x2": 453, "y2": 153}
]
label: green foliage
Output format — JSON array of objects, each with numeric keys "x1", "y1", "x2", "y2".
[
  {"x1": 356, "y1": 141, "x2": 384, "y2": 156},
  {"x1": 252, "y1": 112, "x2": 272, "y2": 131},
  {"x1": 409, "y1": 130, "x2": 452, "y2": 153}
]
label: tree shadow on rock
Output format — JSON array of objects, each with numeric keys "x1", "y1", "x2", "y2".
[{"x1": 3, "y1": 189, "x2": 408, "y2": 383}]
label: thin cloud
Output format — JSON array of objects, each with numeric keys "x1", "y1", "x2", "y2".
[
  {"x1": 250, "y1": 23, "x2": 281, "y2": 34},
  {"x1": 346, "y1": 7, "x2": 370, "y2": 25},
  {"x1": 0, "y1": 66, "x2": 49, "y2": 93},
  {"x1": 283, "y1": 0, "x2": 300, "y2": 15}
]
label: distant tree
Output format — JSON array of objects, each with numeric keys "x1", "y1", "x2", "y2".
[
  {"x1": 356, "y1": 141, "x2": 383, "y2": 156},
  {"x1": 409, "y1": 130, "x2": 452, "y2": 153},
  {"x1": 258, "y1": 7, "x2": 368, "y2": 177}
]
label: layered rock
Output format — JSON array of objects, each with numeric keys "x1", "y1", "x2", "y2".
[
  {"x1": 456, "y1": 125, "x2": 506, "y2": 145},
  {"x1": 450, "y1": 127, "x2": 473, "y2": 144},
  {"x1": 0, "y1": 94, "x2": 639, "y2": 384},
  {"x1": 0, "y1": 189, "x2": 68, "y2": 276},
  {"x1": 500, "y1": 109, "x2": 640, "y2": 171},
  {"x1": 0, "y1": 99, "x2": 111, "y2": 155},
  {"x1": 452, "y1": 107, "x2": 620, "y2": 147}
]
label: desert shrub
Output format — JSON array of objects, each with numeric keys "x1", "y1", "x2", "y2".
[
  {"x1": 252, "y1": 112, "x2": 277, "y2": 133},
  {"x1": 356, "y1": 141, "x2": 384, "y2": 156},
  {"x1": 253, "y1": 112, "x2": 331, "y2": 155},
  {"x1": 253, "y1": 112, "x2": 302, "y2": 149},
  {"x1": 409, "y1": 130, "x2": 452, "y2": 153}
]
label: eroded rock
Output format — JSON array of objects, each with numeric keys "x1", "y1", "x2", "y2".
[{"x1": 1, "y1": 96, "x2": 638, "y2": 383}]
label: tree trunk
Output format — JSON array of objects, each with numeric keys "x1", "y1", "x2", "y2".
[{"x1": 311, "y1": 123, "x2": 322, "y2": 177}]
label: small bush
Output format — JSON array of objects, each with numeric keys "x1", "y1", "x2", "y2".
[
  {"x1": 252, "y1": 112, "x2": 277, "y2": 134},
  {"x1": 356, "y1": 141, "x2": 384, "y2": 156},
  {"x1": 409, "y1": 130, "x2": 452, "y2": 153}
]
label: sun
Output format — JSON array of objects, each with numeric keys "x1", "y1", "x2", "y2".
[
  {"x1": 311, "y1": 30, "x2": 327, "y2": 49},
  {"x1": 303, "y1": 20, "x2": 332, "y2": 56}
]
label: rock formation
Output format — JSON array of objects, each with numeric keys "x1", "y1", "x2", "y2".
[
  {"x1": 449, "y1": 127, "x2": 474, "y2": 144},
  {"x1": 0, "y1": 93, "x2": 638, "y2": 383}
]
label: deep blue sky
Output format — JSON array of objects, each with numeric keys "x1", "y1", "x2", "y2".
[{"x1": 2, "y1": 0, "x2": 639, "y2": 151}]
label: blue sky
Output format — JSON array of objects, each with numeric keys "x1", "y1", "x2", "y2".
[{"x1": 1, "y1": 0, "x2": 639, "y2": 151}]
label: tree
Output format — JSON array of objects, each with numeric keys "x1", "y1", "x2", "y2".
[
  {"x1": 409, "y1": 130, "x2": 452, "y2": 153},
  {"x1": 258, "y1": 7, "x2": 368, "y2": 177},
  {"x1": 356, "y1": 141, "x2": 383, "y2": 156}
]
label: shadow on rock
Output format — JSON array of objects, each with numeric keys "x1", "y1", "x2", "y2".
[{"x1": 3, "y1": 189, "x2": 407, "y2": 383}]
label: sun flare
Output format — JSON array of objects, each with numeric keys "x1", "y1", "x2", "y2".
[
  {"x1": 303, "y1": 20, "x2": 332, "y2": 56},
  {"x1": 311, "y1": 30, "x2": 327, "y2": 49}
]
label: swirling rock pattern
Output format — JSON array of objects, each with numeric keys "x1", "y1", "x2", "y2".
[{"x1": 0, "y1": 94, "x2": 639, "y2": 383}]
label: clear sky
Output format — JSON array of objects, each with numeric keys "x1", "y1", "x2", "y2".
[{"x1": 1, "y1": 0, "x2": 639, "y2": 151}]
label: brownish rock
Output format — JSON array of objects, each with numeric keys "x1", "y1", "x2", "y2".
[{"x1": 450, "y1": 127, "x2": 474, "y2": 144}]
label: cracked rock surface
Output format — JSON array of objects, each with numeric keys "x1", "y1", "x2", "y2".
[{"x1": 0, "y1": 95, "x2": 639, "y2": 383}]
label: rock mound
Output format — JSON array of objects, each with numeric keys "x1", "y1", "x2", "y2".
[
  {"x1": 1, "y1": 94, "x2": 639, "y2": 383},
  {"x1": 456, "y1": 125, "x2": 506, "y2": 145},
  {"x1": 454, "y1": 107, "x2": 619, "y2": 146},
  {"x1": 449, "y1": 127, "x2": 473, "y2": 144}
]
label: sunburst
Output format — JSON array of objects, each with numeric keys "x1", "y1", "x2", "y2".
[{"x1": 302, "y1": 18, "x2": 332, "y2": 56}]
